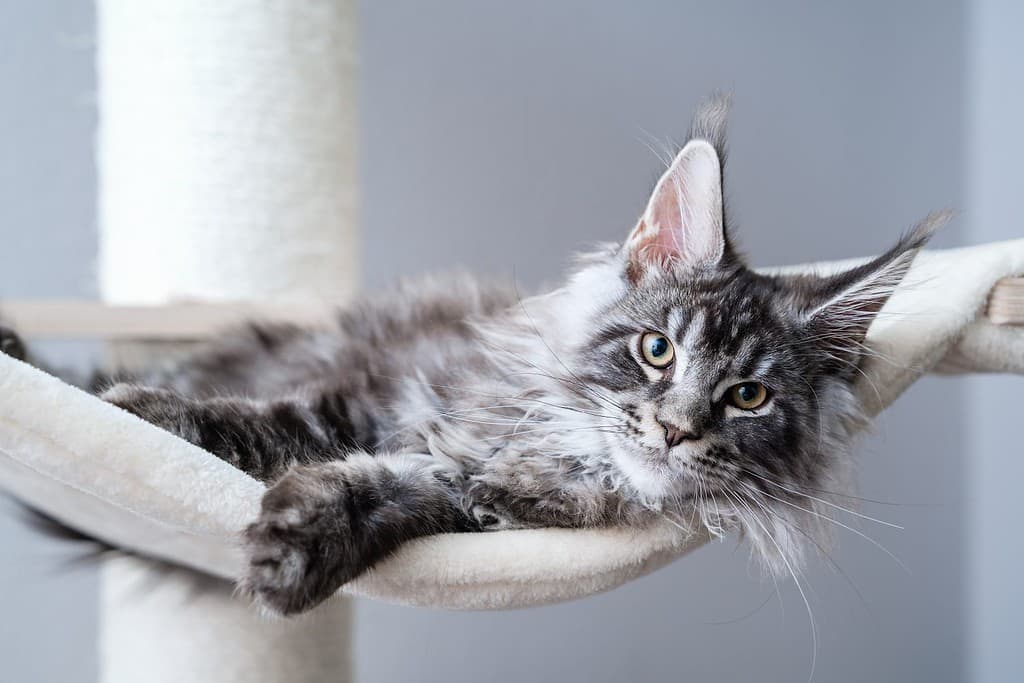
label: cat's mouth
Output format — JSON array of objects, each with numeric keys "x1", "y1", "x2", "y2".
[
  {"x1": 610, "y1": 432, "x2": 690, "y2": 473},
  {"x1": 637, "y1": 439, "x2": 702, "y2": 465},
  {"x1": 617, "y1": 433, "x2": 739, "y2": 494},
  {"x1": 606, "y1": 433, "x2": 704, "y2": 502}
]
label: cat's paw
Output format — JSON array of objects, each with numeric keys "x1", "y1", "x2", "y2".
[
  {"x1": 240, "y1": 463, "x2": 356, "y2": 616},
  {"x1": 101, "y1": 384, "x2": 184, "y2": 429},
  {"x1": 469, "y1": 503, "x2": 520, "y2": 530},
  {"x1": 101, "y1": 383, "x2": 169, "y2": 412},
  {"x1": 0, "y1": 324, "x2": 26, "y2": 361}
]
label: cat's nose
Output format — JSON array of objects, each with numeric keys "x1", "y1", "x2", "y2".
[{"x1": 658, "y1": 419, "x2": 701, "y2": 449}]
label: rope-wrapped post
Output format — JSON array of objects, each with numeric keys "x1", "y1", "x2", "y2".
[
  {"x1": 95, "y1": 1, "x2": 359, "y2": 681},
  {"x1": 97, "y1": 0, "x2": 359, "y2": 306}
]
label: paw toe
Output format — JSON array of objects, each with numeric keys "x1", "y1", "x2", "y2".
[{"x1": 241, "y1": 519, "x2": 312, "y2": 616}]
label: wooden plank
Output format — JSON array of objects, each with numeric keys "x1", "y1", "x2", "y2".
[
  {"x1": 3, "y1": 279, "x2": 1022, "y2": 340},
  {"x1": 2, "y1": 300, "x2": 335, "y2": 340},
  {"x1": 987, "y1": 277, "x2": 1024, "y2": 325}
]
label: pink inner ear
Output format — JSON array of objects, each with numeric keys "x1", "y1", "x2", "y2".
[
  {"x1": 626, "y1": 170, "x2": 695, "y2": 266},
  {"x1": 626, "y1": 139, "x2": 724, "y2": 274},
  {"x1": 647, "y1": 173, "x2": 688, "y2": 258}
]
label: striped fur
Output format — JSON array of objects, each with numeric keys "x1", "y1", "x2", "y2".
[{"x1": 4, "y1": 95, "x2": 943, "y2": 615}]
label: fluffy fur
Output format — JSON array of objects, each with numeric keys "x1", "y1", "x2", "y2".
[{"x1": 2, "y1": 95, "x2": 942, "y2": 616}]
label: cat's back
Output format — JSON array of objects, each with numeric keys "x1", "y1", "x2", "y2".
[
  {"x1": 146, "y1": 272, "x2": 518, "y2": 399},
  {"x1": 340, "y1": 271, "x2": 517, "y2": 347}
]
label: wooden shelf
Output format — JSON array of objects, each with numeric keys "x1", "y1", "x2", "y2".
[
  {"x1": 3, "y1": 278, "x2": 1022, "y2": 340},
  {"x1": 987, "y1": 277, "x2": 1024, "y2": 325},
  {"x1": 2, "y1": 301, "x2": 335, "y2": 340}
]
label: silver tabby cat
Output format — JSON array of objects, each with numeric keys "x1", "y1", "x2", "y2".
[{"x1": 3, "y1": 96, "x2": 943, "y2": 615}]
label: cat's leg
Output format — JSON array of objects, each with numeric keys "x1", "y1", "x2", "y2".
[
  {"x1": 241, "y1": 452, "x2": 473, "y2": 615},
  {"x1": 466, "y1": 457, "x2": 621, "y2": 529},
  {"x1": 101, "y1": 383, "x2": 364, "y2": 482}
]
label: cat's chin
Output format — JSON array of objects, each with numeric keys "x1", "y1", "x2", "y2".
[{"x1": 608, "y1": 445, "x2": 681, "y2": 506}]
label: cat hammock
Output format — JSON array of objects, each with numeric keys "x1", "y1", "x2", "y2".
[
  {"x1": 3, "y1": 1, "x2": 1023, "y2": 681},
  {"x1": 1, "y1": 243, "x2": 1023, "y2": 608},
  {"x1": 1, "y1": 243, "x2": 1020, "y2": 599}
]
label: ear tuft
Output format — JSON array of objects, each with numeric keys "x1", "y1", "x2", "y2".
[
  {"x1": 895, "y1": 208, "x2": 951, "y2": 252},
  {"x1": 802, "y1": 211, "x2": 948, "y2": 371},
  {"x1": 688, "y1": 90, "x2": 732, "y2": 164}
]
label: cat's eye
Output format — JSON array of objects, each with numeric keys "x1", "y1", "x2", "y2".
[
  {"x1": 728, "y1": 382, "x2": 769, "y2": 410},
  {"x1": 640, "y1": 332, "x2": 675, "y2": 368}
]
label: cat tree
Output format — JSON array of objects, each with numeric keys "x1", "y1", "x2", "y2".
[{"x1": 1, "y1": 1, "x2": 1023, "y2": 682}]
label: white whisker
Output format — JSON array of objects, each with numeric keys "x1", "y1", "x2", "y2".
[{"x1": 742, "y1": 469, "x2": 902, "y2": 529}]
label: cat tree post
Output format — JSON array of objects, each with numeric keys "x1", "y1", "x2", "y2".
[{"x1": 95, "y1": 1, "x2": 359, "y2": 681}]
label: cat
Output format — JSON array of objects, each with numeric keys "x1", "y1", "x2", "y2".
[{"x1": 2, "y1": 95, "x2": 944, "y2": 616}]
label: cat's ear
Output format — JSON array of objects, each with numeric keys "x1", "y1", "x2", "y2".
[
  {"x1": 624, "y1": 139, "x2": 725, "y2": 278},
  {"x1": 624, "y1": 93, "x2": 732, "y2": 278},
  {"x1": 800, "y1": 211, "x2": 949, "y2": 368}
]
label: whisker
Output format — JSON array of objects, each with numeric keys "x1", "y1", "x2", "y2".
[
  {"x1": 508, "y1": 277, "x2": 626, "y2": 411},
  {"x1": 483, "y1": 339, "x2": 625, "y2": 413},
  {"x1": 368, "y1": 371, "x2": 612, "y2": 419},
  {"x1": 742, "y1": 489, "x2": 875, "y2": 620},
  {"x1": 723, "y1": 488, "x2": 818, "y2": 683},
  {"x1": 742, "y1": 483, "x2": 909, "y2": 575},
  {"x1": 477, "y1": 425, "x2": 628, "y2": 442},
  {"x1": 742, "y1": 469, "x2": 903, "y2": 529},
  {"x1": 791, "y1": 373, "x2": 826, "y2": 456},
  {"x1": 702, "y1": 592, "x2": 776, "y2": 627}
]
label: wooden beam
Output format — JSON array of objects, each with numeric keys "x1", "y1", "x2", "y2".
[
  {"x1": 987, "y1": 277, "x2": 1024, "y2": 325},
  {"x1": 2, "y1": 301, "x2": 335, "y2": 340},
  {"x1": 3, "y1": 279, "x2": 1022, "y2": 340}
]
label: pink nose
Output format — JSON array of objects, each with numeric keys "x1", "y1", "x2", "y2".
[{"x1": 657, "y1": 419, "x2": 701, "y2": 448}]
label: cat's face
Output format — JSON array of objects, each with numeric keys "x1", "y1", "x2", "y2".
[
  {"x1": 581, "y1": 267, "x2": 830, "y2": 506},
  {"x1": 562, "y1": 97, "x2": 940, "y2": 557}
]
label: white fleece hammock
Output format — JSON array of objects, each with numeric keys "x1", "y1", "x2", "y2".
[{"x1": 1, "y1": 240, "x2": 1022, "y2": 611}]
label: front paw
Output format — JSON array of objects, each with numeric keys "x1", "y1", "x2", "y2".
[
  {"x1": 240, "y1": 463, "x2": 358, "y2": 616},
  {"x1": 469, "y1": 503, "x2": 521, "y2": 530},
  {"x1": 102, "y1": 383, "x2": 172, "y2": 415},
  {"x1": 101, "y1": 383, "x2": 188, "y2": 431}
]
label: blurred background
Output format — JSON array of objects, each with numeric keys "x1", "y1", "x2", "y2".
[{"x1": 0, "y1": 1, "x2": 1020, "y2": 681}]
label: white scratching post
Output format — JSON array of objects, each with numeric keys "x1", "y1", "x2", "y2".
[
  {"x1": 99, "y1": 556, "x2": 352, "y2": 683},
  {"x1": 97, "y1": 0, "x2": 359, "y2": 305},
  {"x1": 95, "y1": 1, "x2": 359, "y2": 681}
]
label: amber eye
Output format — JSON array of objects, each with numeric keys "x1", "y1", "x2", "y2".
[
  {"x1": 640, "y1": 332, "x2": 675, "y2": 368},
  {"x1": 729, "y1": 382, "x2": 769, "y2": 410}
]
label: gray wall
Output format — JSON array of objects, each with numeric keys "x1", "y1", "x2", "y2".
[
  {"x1": 967, "y1": 1, "x2": 1024, "y2": 681},
  {"x1": 357, "y1": 2, "x2": 966, "y2": 682},
  {"x1": 0, "y1": 1, "x2": 1013, "y2": 681},
  {"x1": 0, "y1": 2, "x2": 99, "y2": 682}
]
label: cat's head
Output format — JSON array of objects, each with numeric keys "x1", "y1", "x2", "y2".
[{"x1": 563, "y1": 95, "x2": 945, "y2": 570}]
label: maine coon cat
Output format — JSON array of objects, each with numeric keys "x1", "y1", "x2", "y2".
[{"x1": 1, "y1": 96, "x2": 943, "y2": 616}]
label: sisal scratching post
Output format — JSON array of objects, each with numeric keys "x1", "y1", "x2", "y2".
[
  {"x1": 97, "y1": 0, "x2": 359, "y2": 306},
  {"x1": 99, "y1": 556, "x2": 352, "y2": 683},
  {"x1": 95, "y1": 1, "x2": 359, "y2": 681}
]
